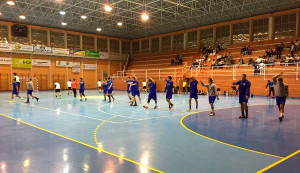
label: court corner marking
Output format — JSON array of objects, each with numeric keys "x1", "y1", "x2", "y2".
[
  {"x1": 180, "y1": 107, "x2": 284, "y2": 159},
  {"x1": 256, "y1": 150, "x2": 300, "y2": 173},
  {"x1": 0, "y1": 112, "x2": 164, "y2": 173}
]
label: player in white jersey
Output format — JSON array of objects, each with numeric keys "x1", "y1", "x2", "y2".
[
  {"x1": 67, "y1": 80, "x2": 72, "y2": 95},
  {"x1": 54, "y1": 81, "x2": 62, "y2": 99},
  {"x1": 97, "y1": 80, "x2": 102, "y2": 92}
]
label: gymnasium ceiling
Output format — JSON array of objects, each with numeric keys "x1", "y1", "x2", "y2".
[{"x1": 0, "y1": 0, "x2": 299, "y2": 39}]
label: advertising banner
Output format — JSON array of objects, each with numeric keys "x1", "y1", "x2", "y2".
[
  {"x1": 72, "y1": 63, "x2": 80, "y2": 73},
  {"x1": 32, "y1": 59, "x2": 50, "y2": 66},
  {"x1": 69, "y1": 49, "x2": 85, "y2": 56},
  {"x1": 12, "y1": 44, "x2": 34, "y2": 52},
  {"x1": 33, "y1": 46, "x2": 52, "y2": 54},
  {"x1": 56, "y1": 61, "x2": 80, "y2": 67},
  {"x1": 99, "y1": 52, "x2": 109, "y2": 59},
  {"x1": 0, "y1": 57, "x2": 12, "y2": 64},
  {"x1": 52, "y1": 48, "x2": 70, "y2": 55},
  {"x1": 12, "y1": 58, "x2": 32, "y2": 68},
  {"x1": 85, "y1": 51, "x2": 99, "y2": 58},
  {"x1": 83, "y1": 64, "x2": 96, "y2": 70},
  {"x1": 0, "y1": 43, "x2": 13, "y2": 51}
]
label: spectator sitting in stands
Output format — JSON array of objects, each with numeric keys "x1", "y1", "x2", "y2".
[
  {"x1": 280, "y1": 57, "x2": 286, "y2": 66},
  {"x1": 238, "y1": 57, "x2": 244, "y2": 68},
  {"x1": 178, "y1": 54, "x2": 183, "y2": 65},
  {"x1": 290, "y1": 42, "x2": 296, "y2": 58},
  {"x1": 269, "y1": 56, "x2": 275, "y2": 66},
  {"x1": 294, "y1": 54, "x2": 300, "y2": 63},
  {"x1": 295, "y1": 40, "x2": 300, "y2": 51},
  {"x1": 266, "y1": 48, "x2": 272, "y2": 57},
  {"x1": 248, "y1": 58, "x2": 254, "y2": 67},
  {"x1": 256, "y1": 56, "x2": 263, "y2": 64},
  {"x1": 171, "y1": 59, "x2": 175, "y2": 65},
  {"x1": 247, "y1": 46, "x2": 253, "y2": 55},
  {"x1": 241, "y1": 46, "x2": 247, "y2": 55}
]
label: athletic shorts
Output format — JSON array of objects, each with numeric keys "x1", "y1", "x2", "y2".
[
  {"x1": 143, "y1": 86, "x2": 146, "y2": 89},
  {"x1": 136, "y1": 90, "x2": 140, "y2": 97},
  {"x1": 131, "y1": 90, "x2": 138, "y2": 97},
  {"x1": 17, "y1": 82, "x2": 20, "y2": 88},
  {"x1": 27, "y1": 90, "x2": 33, "y2": 95},
  {"x1": 12, "y1": 90, "x2": 18, "y2": 95},
  {"x1": 98, "y1": 86, "x2": 101, "y2": 89},
  {"x1": 103, "y1": 88, "x2": 108, "y2": 94},
  {"x1": 209, "y1": 96, "x2": 216, "y2": 103},
  {"x1": 108, "y1": 89, "x2": 113, "y2": 94},
  {"x1": 55, "y1": 89, "x2": 61, "y2": 92},
  {"x1": 239, "y1": 95, "x2": 248, "y2": 103},
  {"x1": 148, "y1": 93, "x2": 157, "y2": 102},
  {"x1": 79, "y1": 89, "x2": 84, "y2": 93},
  {"x1": 68, "y1": 87, "x2": 71, "y2": 90},
  {"x1": 166, "y1": 92, "x2": 173, "y2": 99},
  {"x1": 276, "y1": 96, "x2": 286, "y2": 105},
  {"x1": 190, "y1": 92, "x2": 198, "y2": 99}
]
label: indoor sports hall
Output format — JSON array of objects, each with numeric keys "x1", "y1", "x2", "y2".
[{"x1": 0, "y1": 0, "x2": 300, "y2": 173}]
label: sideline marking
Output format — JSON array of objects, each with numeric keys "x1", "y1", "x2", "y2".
[
  {"x1": 180, "y1": 106, "x2": 284, "y2": 159},
  {"x1": 0, "y1": 112, "x2": 164, "y2": 173},
  {"x1": 256, "y1": 150, "x2": 300, "y2": 173}
]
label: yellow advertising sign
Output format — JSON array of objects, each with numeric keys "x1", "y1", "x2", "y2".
[{"x1": 12, "y1": 58, "x2": 32, "y2": 68}]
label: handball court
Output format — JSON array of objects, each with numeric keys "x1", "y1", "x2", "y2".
[{"x1": 0, "y1": 90, "x2": 299, "y2": 173}]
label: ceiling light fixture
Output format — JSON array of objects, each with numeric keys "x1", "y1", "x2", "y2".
[
  {"x1": 7, "y1": 1, "x2": 15, "y2": 6},
  {"x1": 61, "y1": 22, "x2": 67, "y2": 26},
  {"x1": 81, "y1": 15, "x2": 87, "y2": 19},
  {"x1": 104, "y1": 4, "x2": 112, "y2": 12},
  {"x1": 59, "y1": 11, "x2": 66, "y2": 15},
  {"x1": 96, "y1": 28, "x2": 102, "y2": 32},
  {"x1": 117, "y1": 22, "x2": 123, "y2": 27},
  {"x1": 19, "y1": 15, "x2": 26, "y2": 19},
  {"x1": 141, "y1": 13, "x2": 149, "y2": 21}
]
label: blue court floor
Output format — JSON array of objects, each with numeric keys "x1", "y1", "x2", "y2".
[{"x1": 0, "y1": 90, "x2": 299, "y2": 173}]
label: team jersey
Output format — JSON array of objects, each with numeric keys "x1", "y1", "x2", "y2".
[
  {"x1": 190, "y1": 80, "x2": 199, "y2": 94},
  {"x1": 131, "y1": 80, "x2": 139, "y2": 92},
  {"x1": 54, "y1": 82, "x2": 61, "y2": 89},
  {"x1": 80, "y1": 81, "x2": 85, "y2": 90},
  {"x1": 71, "y1": 81, "x2": 77, "y2": 88},
  {"x1": 14, "y1": 75, "x2": 20, "y2": 82},
  {"x1": 148, "y1": 82, "x2": 156, "y2": 94},
  {"x1": 164, "y1": 80, "x2": 173, "y2": 93},
  {"x1": 67, "y1": 81, "x2": 72, "y2": 87},
  {"x1": 233, "y1": 80, "x2": 251, "y2": 96},
  {"x1": 107, "y1": 80, "x2": 113, "y2": 90},
  {"x1": 97, "y1": 81, "x2": 101, "y2": 87},
  {"x1": 126, "y1": 80, "x2": 132, "y2": 89},
  {"x1": 142, "y1": 82, "x2": 147, "y2": 87},
  {"x1": 12, "y1": 82, "x2": 18, "y2": 91},
  {"x1": 103, "y1": 82, "x2": 107, "y2": 89}
]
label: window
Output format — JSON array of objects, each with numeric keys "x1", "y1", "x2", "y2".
[
  {"x1": 82, "y1": 36, "x2": 95, "y2": 51},
  {"x1": 253, "y1": 18, "x2": 269, "y2": 42},
  {"x1": 67, "y1": 34, "x2": 80, "y2": 49},
  {"x1": 275, "y1": 13, "x2": 296, "y2": 40},
  {"x1": 110, "y1": 39, "x2": 119, "y2": 54},
  {"x1": 132, "y1": 41, "x2": 139, "y2": 55},
  {"x1": 173, "y1": 33, "x2": 184, "y2": 51},
  {"x1": 151, "y1": 38, "x2": 159, "y2": 53},
  {"x1": 50, "y1": 31, "x2": 65, "y2": 48},
  {"x1": 200, "y1": 28, "x2": 213, "y2": 48},
  {"x1": 122, "y1": 41, "x2": 130, "y2": 54},
  {"x1": 141, "y1": 39, "x2": 149, "y2": 54},
  {"x1": 31, "y1": 29, "x2": 47, "y2": 46},
  {"x1": 97, "y1": 38, "x2": 108, "y2": 52},
  {"x1": 216, "y1": 25, "x2": 230, "y2": 48},
  {"x1": 187, "y1": 31, "x2": 197, "y2": 49},
  {"x1": 0, "y1": 25, "x2": 8, "y2": 43},
  {"x1": 162, "y1": 35, "x2": 171, "y2": 52},
  {"x1": 233, "y1": 21, "x2": 250, "y2": 44}
]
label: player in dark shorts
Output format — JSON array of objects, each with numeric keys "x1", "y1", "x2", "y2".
[
  {"x1": 107, "y1": 77, "x2": 115, "y2": 102},
  {"x1": 10, "y1": 79, "x2": 23, "y2": 102},
  {"x1": 188, "y1": 77, "x2": 199, "y2": 112},
  {"x1": 79, "y1": 78, "x2": 87, "y2": 101},
  {"x1": 143, "y1": 78, "x2": 158, "y2": 109},
  {"x1": 125, "y1": 77, "x2": 132, "y2": 102},
  {"x1": 25, "y1": 78, "x2": 39, "y2": 103},
  {"x1": 13, "y1": 73, "x2": 20, "y2": 93},
  {"x1": 129, "y1": 77, "x2": 139, "y2": 106},
  {"x1": 54, "y1": 81, "x2": 62, "y2": 99},
  {"x1": 103, "y1": 78, "x2": 108, "y2": 101},
  {"x1": 67, "y1": 80, "x2": 72, "y2": 95},
  {"x1": 201, "y1": 78, "x2": 219, "y2": 116},
  {"x1": 273, "y1": 72, "x2": 289, "y2": 121},
  {"x1": 233, "y1": 74, "x2": 251, "y2": 119},
  {"x1": 164, "y1": 76, "x2": 174, "y2": 110}
]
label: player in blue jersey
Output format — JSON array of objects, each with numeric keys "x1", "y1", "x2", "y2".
[
  {"x1": 233, "y1": 74, "x2": 251, "y2": 119},
  {"x1": 129, "y1": 76, "x2": 139, "y2": 106},
  {"x1": 107, "y1": 77, "x2": 115, "y2": 103},
  {"x1": 163, "y1": 76, "x2": 174, "y2": 110},
  {"x1": 143, "y1": 78, "x2": 158, "y2": 109},
  {"x1": 79, "y1": 78, "x2": 87, "y2": 101},
  {"x1": 103, "y1": 78, "x2": 108, "y2": 101},
  {"x1": 10, "y1": 79, "x2": 23, "y2": 102},
  {"x1": 188, "y1": 77, "x2": 199, "y2": 112},
  {"x1": 124, "y1": 77, "x2": 132, "y2": 102}
]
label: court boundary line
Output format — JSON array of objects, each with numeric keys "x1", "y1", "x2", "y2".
[
  {"x1": 180, "y1": 105, "x2": 284, "y2": 159},
  {"x1": 256, "y1": 150, "x2": 300, "y2": 173},
  {"x1": 0, "y1": 112, "x2": 164, "y2": 173}
]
